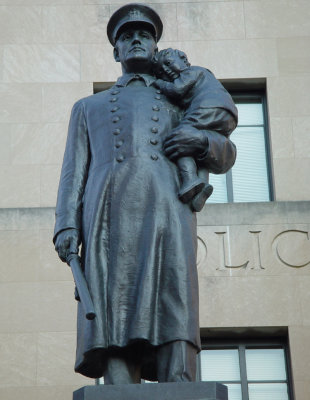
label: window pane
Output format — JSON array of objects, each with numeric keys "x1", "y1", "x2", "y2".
[
  {"x1": 226, "y1": 384, "x2": 242, "y2": 400},
  {"x1": 236, "y1": 102, "x2": 264, "y2": 126},
  {"x1": 248, "y1": 383, "x2": 289, "y2": 400},
  {"x1": 209, "y1": 174, "x2": 228, "y2": 203},
  {"x1": 246, "y1": 349, "x2": 287, "y2": 381},
  {"x1": 230, "y1": 127, "x2": 270, "y2": 202},
  {"x1": 200, "y1": 349, "x2": 240, "y2": 381}
]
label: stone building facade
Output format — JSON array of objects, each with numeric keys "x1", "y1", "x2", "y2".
[{"x1": 0, "y1": 0, "x2": 309, "y2": 399}]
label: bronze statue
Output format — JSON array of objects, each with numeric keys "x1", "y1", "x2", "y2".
[{"x1": 54, "y1": 3, "x2": 237, "y2": 385}]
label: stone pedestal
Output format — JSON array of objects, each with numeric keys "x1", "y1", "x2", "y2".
[{"x1": 73, "y1": 381, "x2": 228, "y2": 400}]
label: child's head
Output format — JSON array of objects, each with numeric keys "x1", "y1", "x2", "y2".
[{"x1": 153, "y1": 48, "x2": 190, "y2": 80}]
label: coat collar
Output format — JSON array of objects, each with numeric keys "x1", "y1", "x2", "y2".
[{"x1": 115, "y1": 73, "x2": 156, "y2": 87}]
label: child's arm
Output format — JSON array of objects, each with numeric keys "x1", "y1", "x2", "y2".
[{"x1": 155, "y1": 69, "x2": 199, "y2": 98}]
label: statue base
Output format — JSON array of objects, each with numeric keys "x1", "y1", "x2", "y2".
[{"x1": 73, "y1": 381, "x2": 228, "y2": 400}]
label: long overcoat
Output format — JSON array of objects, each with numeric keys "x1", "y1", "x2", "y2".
[{"x1": 54, "y1": 73, "x2": 237, "y2": 380}]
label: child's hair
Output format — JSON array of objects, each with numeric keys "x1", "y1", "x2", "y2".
[{"x1": 152, "y1": 48, "x2": 190, "y2": 78}]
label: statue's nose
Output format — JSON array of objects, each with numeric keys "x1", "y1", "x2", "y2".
[{"x1": 131, "y1": 33, "x2": 141, "y2": 44}]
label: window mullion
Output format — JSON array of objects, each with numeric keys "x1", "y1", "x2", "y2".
[
  {"x1": 196, "y1": 352, "x2": 202, "y2": 381},
  {"x1": 239, "y1": 345, "x2": 249, "y2": 400},
  {"x1": 226, "y1": 170, "x2": 234, "y2": 203}
]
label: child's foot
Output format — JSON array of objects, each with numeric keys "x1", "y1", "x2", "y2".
[
  {"x1": 178, "y1": 178, "x2": 205, "y2": 203},
  {"x1": 191, "y1": 183, "x2": 213, "y2": 212}
]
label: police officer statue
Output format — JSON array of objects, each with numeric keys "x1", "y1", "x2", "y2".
[{"x1": 54, "y1": 3, "x2": 237, "y2": 384}]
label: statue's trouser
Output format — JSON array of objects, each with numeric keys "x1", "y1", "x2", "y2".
[{"x1": 103, "y1": 340, "x2": 197, "y2": 384}]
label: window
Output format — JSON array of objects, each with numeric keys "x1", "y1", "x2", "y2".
[
  {"x1": 199, "y1": 340, "x2": 293, "y2": 400},
  {"x1": 209, "y1": 92, "x2": 273, "y2": 203}
]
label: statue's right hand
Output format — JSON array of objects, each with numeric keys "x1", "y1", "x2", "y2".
[{"x1": 54, "y1": 228, "x2": 81, "y2": 263}]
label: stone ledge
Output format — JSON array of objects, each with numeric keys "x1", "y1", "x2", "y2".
[{"x1": 73, "y1": 382, "x2": 228, "y2": 400}]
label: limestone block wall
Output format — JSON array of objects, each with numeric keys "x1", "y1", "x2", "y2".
[
  {"x1": 1, "y1": 0, "x2": 310, "y2": 399},
  {"x1": 197, "y1": 202, "x2": 310, "y2": 400},
  {"x1": 1, "y1": 203, "x2": 310, "y2": 399},
  {"x1": 0, "y1": 0, "x2": 309, "y2": 206}
]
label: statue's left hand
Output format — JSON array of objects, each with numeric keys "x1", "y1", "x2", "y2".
[{"x1": 163, "y1": 127, "x2": 208, "y2": 161}]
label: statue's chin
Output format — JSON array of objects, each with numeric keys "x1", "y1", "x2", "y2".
[{"x1": 123, "y1": 56, "x2": 153, "y2": 73}]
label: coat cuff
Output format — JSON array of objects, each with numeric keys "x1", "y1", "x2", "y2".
[{"x1": 53, "y1": 212, "x2": 81, "y2": 243}]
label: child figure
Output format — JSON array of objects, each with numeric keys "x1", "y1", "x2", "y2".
[{"x1": 153, "y1": 48, "x2": 238, "y2": 211}]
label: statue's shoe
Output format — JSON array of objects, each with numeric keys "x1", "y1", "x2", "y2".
[
  {"x1": 178, "y1": 178, "x2": 205, "y2": 203},
  {"x1": 191, "y1": 183, "x2": 214, "y2": 212}
]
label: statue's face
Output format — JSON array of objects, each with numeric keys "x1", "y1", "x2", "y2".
[{"x1": 114, "y1": 26, "x2": 157, "y2": 72}]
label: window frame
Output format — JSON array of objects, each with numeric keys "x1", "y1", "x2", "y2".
[
  {"x1": 214, "y1": 90, "x2": 274, "y2": 203},
  {"x1": 199, "y1": 337, "x2": 294, "y2": 400}
]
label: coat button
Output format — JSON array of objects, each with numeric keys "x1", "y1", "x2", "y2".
[
  {"x1": 151, "y1": 127, "x2": 158, "y2": 133},
  {"x1": 112, "y1": 116, "x2": 120, "y2": 123},
  {"x1": 156, "y1": 89, "x2": 161, "y2": 94},
  {"x1": 111, "y1": 90, "x2": 119, "y2": 95},
  {"x1": 150, "y1": 139, "x2": 158, "y2": 145},
  {"x1": 152, "y1": 105, "x2": 160, "y2": 111},
  {"x1": 113, "y1": 129, "x2": 121, "y2": 135},
  {"x1": 116, "y1": 155, "x2": 124, "y2": 162},
  {"x1": 152, "y1": 116, "x2": 159, "y2": 122},
  {"x1": 110, "y1": 97, "x2": 117, "y2": 103},
  {"x1": 155, "y1": 95, "x2": 161, "y2": 100},
  {"x1": 115, "y1": 140, "x2": 123, "y2": 148},
  {"x1": 151, "y1": 154, "x2": 158, "y2": 160},
  {"x1": 111, "y1": 106, "x2": 119, "y2": 112}
]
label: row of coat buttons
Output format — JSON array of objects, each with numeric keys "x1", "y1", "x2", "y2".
[
  {"x1": 109, "y1": 90, "x2": 124, "y2": 162},
  {"x1": 110, "y1": 87, "x2": 161, "y2": 162},
  {"x1": 148, "y1": 89, "x2": 162, "y2": 160}
]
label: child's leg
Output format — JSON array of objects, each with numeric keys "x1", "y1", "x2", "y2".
[
  {"x1": 191, "y1": 167, "x2": 213, "y2": 212},
  {"x1": 177, "y1": 157, "x2": 205, "y2": 203}
]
